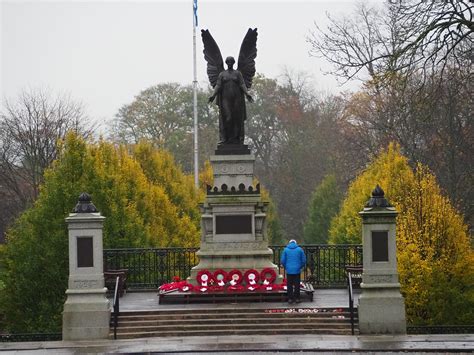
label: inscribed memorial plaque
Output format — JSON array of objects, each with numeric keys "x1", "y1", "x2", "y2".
[
  {"x1": 77, "y1": 236, "x2": 94, "y2": 267},
  {"x1": 215, "y1": 215, "x2": 252, "y2": 234},
  {"x1": 372, "y1": 231, "x2": 388, "y2": 262}
]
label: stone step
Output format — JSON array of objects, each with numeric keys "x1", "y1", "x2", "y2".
[
  {"x1": 110, "y1": 307, "x2": 358, "y2": 339},
  {"x1": 117, "y1": 311, "x2": 355, "y2": 322},
  {"x1": 119, "y1": 315, "x2": 357, "y2": 326},
  {"x1": 111, "y1": 327, "x2": 356, "y2": 339},
  {"x1": 117, "y1": 323, "x2": 350, "y2": 334},
  {"x1": 117, "y1": 307, "x2": 352, "y2": 317},
  {"x1": 117, "y1": 318, "x2": 353, "y2": 329},
  {"x1": 117, "y1": 306, "x2": 347, "y2": 316}
]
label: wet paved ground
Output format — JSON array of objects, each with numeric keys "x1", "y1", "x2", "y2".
[
  {"x1": 117, "y1": 288, "x2": 359, "y2": 311},
  {"x1": 1, "y1": 333, "x2": 473, "y2": 354},
  {"x1": 2, "y1": 290, "x2": 472, "y2": 353}
]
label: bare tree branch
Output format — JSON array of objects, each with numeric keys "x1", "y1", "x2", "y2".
[{"x1": 0, "y1": 88, "x2": 94, "y2": 216}]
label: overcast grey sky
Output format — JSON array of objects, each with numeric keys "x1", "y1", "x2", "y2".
[{"x1": 1, "y1": 0, "x2": 364, "y2": 130}]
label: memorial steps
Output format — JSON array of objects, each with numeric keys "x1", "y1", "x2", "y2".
[{"x1": 110, "y1": 307, "x2": 358, "y2": 339}]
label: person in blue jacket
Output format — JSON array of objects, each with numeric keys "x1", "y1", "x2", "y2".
[{"x1": 280, "y1": 239, "x2": 306, "y2": 304}]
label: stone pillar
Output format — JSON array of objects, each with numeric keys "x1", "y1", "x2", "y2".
[
  {"x1": 62, "y1": 193, "x2": 110, "y2": 340},
  {"x1": 358, "y1": 185, "x2": 406, "y2": 334}
]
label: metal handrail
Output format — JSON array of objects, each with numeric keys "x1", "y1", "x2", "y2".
[
  {"x1": 112, "y1": 276, "x2": 120, "y2": 340},
  {"x1": 347, "y1": 271, "x2": 355, "y2": 335}
]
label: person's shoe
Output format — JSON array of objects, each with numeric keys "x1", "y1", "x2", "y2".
[
  {"x1": 288, "y1": 299, "x2": 294, "y2": 305},
  {"x1": 295, "y1": 298, "x2": 301, "y2": 304}
]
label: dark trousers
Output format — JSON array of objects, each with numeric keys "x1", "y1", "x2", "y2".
[{"x1": 287, "y1": 273, "x2": 301, "y2": 301}]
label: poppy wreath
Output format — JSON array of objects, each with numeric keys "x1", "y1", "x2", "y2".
[
  {"x1": 227, "y1": 269, "x2": 243, "y2": 286},
  {"x1": 271, "y1": 283, "x2": 284, "y2": 291},
  {"x1": 227, "y1": 284, "x2": 245, "y2": 292},
  {"x1": 244, "y1": 269, "x2": 260, "y2": 286},
  {"x1": 213, "y1": 269, "x2": 228, "y2": 287},
  {"x1": 260, "y1": 268, "x2": 277, "y2": 285},
  {"x1": 209, "y1": 285, "x2": 225, "y2": 292},
  {"x1": 259, "y1": 283, "x2": 275, "y2": 291},
  {"x1": 193, "y1": 285, "x2": 208, "y2": 293},
  {"x1": 179, "y1": 282, "x2": 194, "y2": 292},
  {"x1": 196, "y1": 270, "x2": 213, "y2": 286},
  {"x1": 159, "y1": 281, "x2": 186, "y2": 292}
]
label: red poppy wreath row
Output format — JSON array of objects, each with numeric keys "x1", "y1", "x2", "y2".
[
  {"x1": 158, "y1": 268, "x2": 285, "y2": 294},
  {"x1": 197, "y1": 268, "x2": 277, "y2": 286}
]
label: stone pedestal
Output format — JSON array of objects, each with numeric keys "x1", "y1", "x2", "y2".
[
  {"x1": 358, "y1": 186, "x2": 406, "y2": 334},
  {"x1": 189, "y1": 152, "x2": 281, "y2": 284},
  {"x1": 62, "y1": 193, "x2": 110, "y2": 340}
]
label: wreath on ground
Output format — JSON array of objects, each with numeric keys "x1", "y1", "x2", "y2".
[
  {"x1": 244, "y1": 269, "x2": 260, "y2": 285},
  {"x1": 244, "y1": 269, "x2": 260, "y2": 291},
  {"x1": 213, "y1": 269, "x2": 228, "y2": 287},
  {"x1": 260, "y1": 268, "x2": 277, "y2": 285},
  {"x1": 196, "y1": 270, "x2": 214, "y2": 286},
  {"x1": 227, "y1": 269, "x2": 243, "y2": 286}
]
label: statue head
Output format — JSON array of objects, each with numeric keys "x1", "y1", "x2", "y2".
[{"x1": 225, "y1": 56, "x2": 235, "y2": 68}]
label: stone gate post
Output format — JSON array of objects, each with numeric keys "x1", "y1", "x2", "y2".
[
  {"x1": 358, "y1": 185, "x2": 406, "y2": 334},
  {"x1": 62, "y1": 193, "x2": 110, "y2": 340}
]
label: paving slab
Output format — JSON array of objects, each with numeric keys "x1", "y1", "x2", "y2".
[{"x1": 1, "y1": 334, "x2": 473, "y2": 354}]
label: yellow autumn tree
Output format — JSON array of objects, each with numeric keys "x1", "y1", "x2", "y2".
[
  {"x1": 330, "y1": 143, "x2": 473, "y2": 325},
  {"x1": 0, "y1": 133, "x2": 202, "y2": 332},
  {"x1": 397, "y1": 165, "x2": 473, "y2": 325},
  {"x1": 329, "y1": 143, "x2": 414, "y2": 244}
]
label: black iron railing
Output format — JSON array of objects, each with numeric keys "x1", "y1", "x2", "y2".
[
  {"x1": 104, "y1": 247, "x2": 199, "y2": 289},
  {"x1": 407, "y1": 325, "x2": 474, "y2": 334},
  {"x1": 273, "y1": 245, "x2": 363, "y2": 288},
  {"x1": 0, "y1": 333, "x2": 62, "y2": 342},
  {"x1": 104, "y1": 244, "x2": 362, "y2": 289}
]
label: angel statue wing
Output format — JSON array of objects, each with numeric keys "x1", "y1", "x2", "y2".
[
  {"x1": 237, "y1": 28, "x2": 258, "y2": 89},
  {"x1": 201, "y1": 29, "x2": 224, "y2": 88}
]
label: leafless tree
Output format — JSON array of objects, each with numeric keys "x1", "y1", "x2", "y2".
[
  {"x1": 307, "y1": 2, "x2": 404, "y2": 83},
  {"x1": 393, "y1": 0, "x2": 474, "y2": 74},
  {"x1": 308, "y1": 0, "x2": 473, "y2": 83},
  {"x1": 0, "y1": 88, "x2": 94, "y2": 227}
]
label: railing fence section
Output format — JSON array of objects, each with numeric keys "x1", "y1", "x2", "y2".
[
  {"x1": 0, "y1": 333, "x2": 62, "y2": 342},
  {"x1": 104, "y1": 247, "x2": 199, "y2": 289},
  {"x1": 103, "y1": 244, "x2": 362, "y2": 289}
]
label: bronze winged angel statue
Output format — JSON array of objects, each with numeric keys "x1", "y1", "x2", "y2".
[{"x1": 202, "y1": 28, "x2": 257, "y2": 145}]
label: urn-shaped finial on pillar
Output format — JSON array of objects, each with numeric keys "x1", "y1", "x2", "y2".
[
  {"x1": 62, "y1": 193, "x2": 110, "y2": 340},
  {"x1": 357, "y1": 185, "x2": 406, "y2": 334},
  {"x1": 73, "y1": 192, "x2": 99, "y2": 213}
]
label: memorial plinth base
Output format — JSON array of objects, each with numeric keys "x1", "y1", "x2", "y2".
[
  {"x1": 358, "y1": 283, "x2": 406, "y2": 334},
  {"x1": 189, "y1": 152, "x2": 281, "y2": 286},
  {"x1": 62, "y1": 288, "x2": 110, "y2": 340}
]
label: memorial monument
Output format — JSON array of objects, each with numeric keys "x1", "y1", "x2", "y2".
[{"x1": 188, "y1": 28, "x2": 281, "y2": 284}]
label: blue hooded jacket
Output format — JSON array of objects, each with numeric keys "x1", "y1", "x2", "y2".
[{"x1": 280, "y1": 240, "x2": 306, "y2": 275}]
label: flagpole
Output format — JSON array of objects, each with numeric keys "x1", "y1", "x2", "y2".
[{"x1": 192, "y1": 0, "x2": 199, "y2": 188}]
